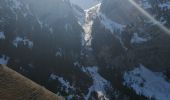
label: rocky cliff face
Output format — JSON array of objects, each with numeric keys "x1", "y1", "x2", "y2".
[
  {"x1": 0, "y1": 0, "x2": 91, "y2": 98},
  {"x1": 0, "y1": 0, "x2": 170, "y2": 100},
  {"x1": 90, "y1": 0, "x2": 170, "y2": 99},
  {"x1": 92, "y1": 0, "x2": 170, "y2": 71}
]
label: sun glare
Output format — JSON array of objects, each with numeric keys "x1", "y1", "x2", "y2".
[{"x1": 129, "y1": 0, "x2": 170, "y2": 35}]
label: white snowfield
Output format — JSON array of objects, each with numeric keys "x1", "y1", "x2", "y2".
[
  {"x1": 98, "y1": 13, "x2": 125, "y2": 33},
  {"x1": 123, "y1": 64, "x2": 170, "y2": 100}
]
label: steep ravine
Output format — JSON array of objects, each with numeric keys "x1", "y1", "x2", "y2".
[
  {"x1": 76, "y1": 3, "x2": 112, "y2": 99},
  {"x1": 80, "y1": 3, "x2": 101, "y2": 66}
]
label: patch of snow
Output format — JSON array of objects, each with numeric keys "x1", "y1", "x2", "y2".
[
  {"x1": 0, "y1": 55, "x2": 9, "y2": 65},
  {"x1": 36, "y1": 16, "x2": 43, "y2": 29},
  {"x1": 131, "y1": 33, "x2": 150, "y2": 44},
  {"x1": 67, "y1": 95, "x2": 74, "y2": 100},
  {"x1": 160, "y1": 17, "x2": 167, "y2": 25},
  {"x1": 13, "y1": 36, "x2": 33, "y2": 49},
  {"x1": 73, "y1": 6, "x2": 85, "y2": 26},
  {"x1": 49, "y1": 73, "x2": 58, "y2": 80},
  {"x1": 49, "y1": 74, "x2": 74, "y2": 90},
  {"x1": 83, "y1": 20, "x2": 93, "y2": 46},
  {"x1": 57, "y1": 77, "x2": 74, "y2": 93},
  {"x1": 7, "y1": 0, "x2": 23, "y2": 20},
  {"x1": 43, "y1": 24, "x2": 54, "y2": 33},
  {"x1": 49, "y1": 74, "x2": 75, "y2": 93},
  {"x1": 98, "y1": 13, "x2": 125, "y2": 33},
  {"x1": 85, "y1": 3, "x2": 101, "y2": 12},
  {"x1": 13, "y1": 37, "x2": 23, "y2": 47},
  {"x1": 159, "y1": 2, "x2": 170, "y2": 9},
  {"x1": 82, "y1": 67, "x2": 110, "y2": 100},
  {"x1": 123, "y1": 64, "x2": 170, "y2": 100},
  {"x1": 139, "y1": 0, "x2": 152, "y2": 9},
  {"x1": 56, "y1": 48, "x2": 63, "y2": 57},
  {"x1": 73, "y1": 61, "x2": 81, "y2": 67},
  {"x1": 0, "y1": 32, "x2": 5, "y2": 39},
  {"x1": 49, "y1": 27, "x2": 53, "y2": 33},
  {"x1": 65, "y1": 24, "x2": 69, "y2": 31},
  {"x1": 98, "y1": 13, "x2": 127, "y2": 50},
  {"x1": 23, "y1": 39, "x2": 33, "y2": 48},
  {"x1": 9, "y1": 0, "x2": 22, "y2": 10}
]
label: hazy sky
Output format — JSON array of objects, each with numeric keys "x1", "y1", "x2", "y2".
[{"x1": 69, "y1": 0, "x2": 100, "y2": 9}]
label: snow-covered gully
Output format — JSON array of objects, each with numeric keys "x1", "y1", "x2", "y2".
[
  {"x1": 78, "y1": 3, "x2": 111, "y2": 99},
  {"x1": 79, "y1": 3, "x2": 101, "y2": 65},
  {"x1": 82, "y1": 3, "x2": 101, "y2": 47}
]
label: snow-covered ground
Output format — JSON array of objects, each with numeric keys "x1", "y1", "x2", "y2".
[
  {"x1": 0, "y1": 55, "x2": 9, "y2": 65},
  {"x1": 159, "y1": 2, "x2": 170, "y2": 9},
  {"x1": 13, "y1": 36, "x2": 33, "y2": 49},
  {"x1": 131, "y1": 33, "x2": 150, "y2": 44},
  {"x1": 0, "y1": 32, "x2": 5, "y2": 40},
  {"x1": 82, "y1": 3, "x2": 101, "y2": 46},
  {"x1": 123, "y1": 64, "x2": 170, "y2": 100},
  {"x1": 139, "y1": 0, "x2": 152, "y2": 9},
  {"x1": 98, "y1": 13, "x2": 125, "y2": 33},
  {"x1": 49, "y1": 74, "x2": 75, "y2": 93},
  {"x1": 82, "y1": 67, "x2": 110, "y2": 100}
]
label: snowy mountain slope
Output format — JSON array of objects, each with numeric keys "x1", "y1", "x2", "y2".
[
  {"x1": 91, "y1": 0, "x2": 170, "y2": 70},
  {"x1": 0, "y1": 0, "x2": 87, "y2": 99},
  {"x1": 88, "y1": 0, "x2": 170, "y2": 99},
  {"x1": 136, "y1": 0, "x2": 170, "y2": 28},
  {"x1": 1, "y1": 0, "x2": 170, "y2": 100},
  {"x1": 98, "y1": 13, "x2": 125, "y2": 33},
  {"x1": 82, "y1": 67, "x2": 111, "y2": 100},
  {"x1": 49, "y1": 74, "x2": 75, "y2": 94},
  {"x1": 124, "y1": 64, "x2": 170, "y2": 100}
]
